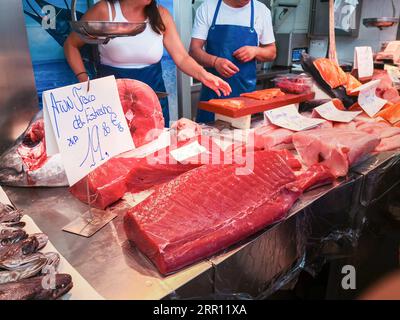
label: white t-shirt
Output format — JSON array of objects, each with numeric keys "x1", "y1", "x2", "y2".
[{"x1": 192, "y1": 0, "x2": 275, "y2": 45}]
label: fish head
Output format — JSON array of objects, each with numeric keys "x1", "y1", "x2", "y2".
[
  {"x1": 0, "y1": 111, "x2": 68, "y2": 187},
  {"x1": 49, "y1": 274, "x2": 73, "y2": 299}
]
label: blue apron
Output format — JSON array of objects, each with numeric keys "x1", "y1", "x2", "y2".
[
  {"x1": 98, "y1": 61, "x2": 170, "y2": 126},
  {"x1": 197, "y1": 0, "x2": 259, "y2": 123}
]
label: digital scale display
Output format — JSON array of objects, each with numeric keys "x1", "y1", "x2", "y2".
[{"x1": 292, "y1": 47, "x2": 308, "y2": 63}]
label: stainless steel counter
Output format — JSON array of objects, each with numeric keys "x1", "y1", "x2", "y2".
[{"x1": 2, "y1": 151, "x2": 400, "y2": 300}]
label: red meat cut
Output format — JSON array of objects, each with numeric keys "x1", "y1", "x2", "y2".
[
  {"x1": 293, "y1": 128, "x2": 381, "y2": 177},
  {"x1": 70, "y1": 134, "x2": 247, "y2": 209},
  {"x1": 124, "y1": 150, "x2": 333, "y2": 275},
  {"x1": 117, "y1": 79, "x2": 165, "y2": 148}
]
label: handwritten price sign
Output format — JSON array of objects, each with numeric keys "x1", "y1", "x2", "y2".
[
  {"x1": 43, "y1": 76, "x2": 134, "y2": 186},
  {"x1": 264, "y1": 104, "x2": 325, "y2": 131},
  {"x1": 351, "y1": 79, "x2": 387, "y2": 117}
]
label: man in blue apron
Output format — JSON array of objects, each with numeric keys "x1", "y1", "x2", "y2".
[{"x1": 190, "y1": 0, "x2": 277, "y2": 123}]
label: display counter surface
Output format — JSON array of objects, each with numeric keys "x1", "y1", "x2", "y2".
[{"x1": 3, "y1": 150, "x2": 400, "y2": 300}]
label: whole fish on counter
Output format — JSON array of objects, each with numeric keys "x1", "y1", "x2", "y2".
[
  {"x1": 0, "y1": 111, "x2": 68, "y2": 187},
  {"x1": 0, "y1": 234, "x2": 48, "y2": 265},
  {"x1": 0, "y1": 274, "x2": 73, "y2": 300},
  {"x1": 0, "y1": 226, "x2": 27, "y2": 246}
]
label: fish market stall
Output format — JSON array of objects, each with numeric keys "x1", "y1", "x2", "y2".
[{"x1": 2, "y1": 150, "x2": 399, "y2": 299}]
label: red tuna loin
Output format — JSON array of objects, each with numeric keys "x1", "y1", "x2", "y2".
[
  {"x1": 70, "y1": 135, "x2": 246, "y2": 209},
  {"x1": 117, "y1": 79, "x2": 165, "y2": 148},
  {"x1": 124, "y1": 151, "x2": 305, "y2": 275},
  {"x1": 69, "y1": 157, "x2": 141, "y2": 209},
  {"x1": 293, "y1": 128, "x2": 381, "y2": 177}
]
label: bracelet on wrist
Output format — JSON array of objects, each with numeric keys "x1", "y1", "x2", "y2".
[
  {"x1": 213, "y1": 57, "x2": 219, "y2": 68},
  {"x1": 75, "y1": 71, "x2": 88, "y2": 78}
]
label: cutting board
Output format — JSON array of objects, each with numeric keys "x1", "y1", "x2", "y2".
[{"x1": 198, "y1": 92, "x2": 315, "y2": 118}]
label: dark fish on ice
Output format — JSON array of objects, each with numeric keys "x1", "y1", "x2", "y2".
[
  {"x1": 0, "y1": 234, "x2": 48, "y2": 264},
  {"x1": 0, "y1": 210, "x2": 24, "y2": 224},
  {"x1": 301, "y1": 53, "x2": 357, "y2": 108},
  {"x1": 0, "y1": 111, "x2": 68, "y2": 187},
  {"x1": 0, "y1": 222, "x2": 26, "y2": 229},
  {"x1": 0, "y1": 274, "x2": 73, "y2": 300},
  {"x1": 0, "y1": 227, "x2": 27, "y2": 246}
]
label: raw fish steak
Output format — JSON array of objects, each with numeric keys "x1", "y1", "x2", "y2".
[
  {"x1": 70, "y1": 134, "x2": 246, "y2": 209},
  {"x1": 124, "y1": 150, "x2": 333, "y2": 275},
  {"x1": 117, "y1": 79, "x2": 165, "y2": 147},
  {"x1": 293, "y1": 128, "x2": 381, "y2": 177}
]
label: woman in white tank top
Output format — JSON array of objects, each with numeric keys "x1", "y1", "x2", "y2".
[{"x1": 64, "y1": 0, "x2": 231, "y2": 125}]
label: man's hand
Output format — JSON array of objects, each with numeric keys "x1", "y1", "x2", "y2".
[
  {"x1": 233, "y1": 46, "x2": 259, "y2": 63},
  {"x1": 215, "y1": 58, "x2": 240, "y2": 78}
]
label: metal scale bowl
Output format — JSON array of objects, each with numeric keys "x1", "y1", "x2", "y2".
[
  {"x1": 363, "y1": 0, "x2": 399, "y2": 30},
  {"x1": 70, "y1": 0, "x2": 147, "y2": 44}
]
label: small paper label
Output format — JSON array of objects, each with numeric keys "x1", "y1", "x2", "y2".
[
  {"x1": 314, "y1": 101, "x2": 362, "y2": 123},
  {"x1": 170, "y1": 141, "x2": 207, "y2": 163},
  {"x1": 352, "y1": 80, "x2": 387, "y2": 117},
  {"x1": 264, "y1": 104, "x2": 325, "y2": 132},
  {"x1": 354, "y1": 46, "x2": 374, "y2": 78}
]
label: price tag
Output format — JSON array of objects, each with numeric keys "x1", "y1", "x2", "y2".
[
  {"x1": 170, "y1": 141, "x2": 207, "y2": 163},
  {"x1": 352, "y1": 80, "x2": 387, "y2": 117},
  {"x1": 314, "y1": 101, "x2": 362, "y2": 123},
  {"x1": 43, "y1": 76, "x2": 135, "y2": 186},
  {"x1": 354, "y1": 46, "x2": 374, "y2": 78},
  {"x1": 264, "y1": 104, "x2": 325, "y2": 132}
]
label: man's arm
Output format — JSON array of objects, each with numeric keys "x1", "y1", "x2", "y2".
[{"x1": 233, "y1": 43, "x2": 277, "y2": 63}]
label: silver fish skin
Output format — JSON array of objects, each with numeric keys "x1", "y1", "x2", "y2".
[
  {"x1": 0, "y1": 111, "x2": 68, "y2": 187},
  {"x1": 0, "y1": 222, "x2": 26, "y2": 229},
  {"x1": 0, "y1": 203, "x2": 15, "y2": 215},
  {"x1": 0, "y1": 209, "x2": 24, "y2": 224},
  {"x1": 0, "y1": 253, "x2": 48, "y2": 284},
  {"x1": 0, "y1": 274, "x2": 73, "y2": 300}
]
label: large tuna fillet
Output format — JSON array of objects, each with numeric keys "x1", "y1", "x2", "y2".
[
  {"x1": 117, "y1": 79, "x2": 165, "y2": 148},
  {"x1": 293, "y1": 128, "x2": 381, "y2": 177},
  {"x1": 124, "y1": 150, "x2": 333, "y2": 275}
]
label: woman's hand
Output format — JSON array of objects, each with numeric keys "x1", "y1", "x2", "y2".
[{"x1": 198, "y1": 69, "x2": 232, "y2": 97}]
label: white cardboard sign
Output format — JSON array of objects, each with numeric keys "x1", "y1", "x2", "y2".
[
  {"x1": 354, "y1": 46, "x2": 374, "y2": 78},
  {"x1": 170, "y1": 141, "x2": 207, "y2": 163},
  {"x1": 264, "y1": 104, "x2": 325, "y2": 132},
  {"x1": 352, "y1": 79, "x2": 387, "y2": 117},
  {"x1": 314, "y1": 101, "x2": 362, "y2": 123},
  {"x1": 43, "y1": 76, "x2": 135, "y2": 186}
]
